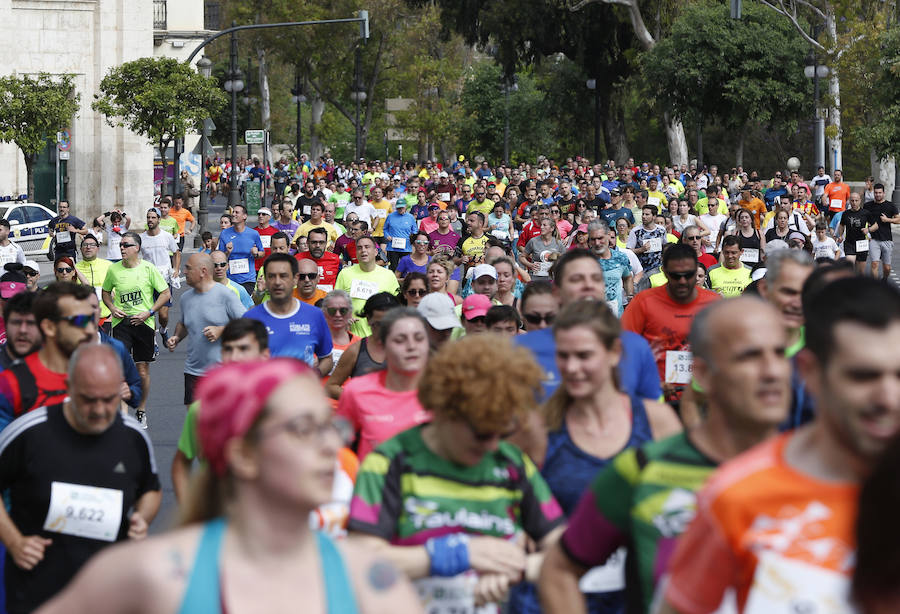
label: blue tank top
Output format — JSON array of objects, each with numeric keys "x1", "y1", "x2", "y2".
[
  {"x1": 508, "y1": 395, "x2": 653, "y2": 614},
  {"x1": 177, "y1": 518, "x2": 360, "y2": 614}
]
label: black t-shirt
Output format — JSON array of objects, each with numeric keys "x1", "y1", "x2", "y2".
[
  {"x1": 0, "y1": 405, "x2": 160, "y2": 613},
  {"x1": 49, "y1": 215, "x2": 85, "y2": 253},
  {"x1": 842, "y1": 208, "x2": 874, "y2": 242},
  {"x1": 555, "y1": 196, "x2": 576, "y2": 215},
  {"x1": 864, "y1": 200, "x2": 898, "y2": 241},
  {"x1": 297, "y1": 194, "x2": 321, "y2": 220}
]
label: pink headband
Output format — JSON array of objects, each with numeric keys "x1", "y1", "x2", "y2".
[{"x1": 196, "y1": 358, "x2": 313, "y2": 476}]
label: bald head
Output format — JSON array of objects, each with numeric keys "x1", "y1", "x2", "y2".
[
  {"x1": 65, "y1": 344, "x2": 124, "y2": 435},
  {"x1": 691, "y1": 297, "x2": 782, "y2": 364},
  {"x1": 189, "y1": 252, "x2": 213, "y2": 273}
]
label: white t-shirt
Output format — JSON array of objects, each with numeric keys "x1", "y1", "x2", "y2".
[
  {"x1": 764, "y1": 211, "x2": 811, "y2": 235},
  {"x1": 700, "y1": 213, "x2": 728, "y2": 253},
  {"x1": 139, "y1": 231, "x2": 179, "y2": 279},
  {"x1": 811, "y1": 236, "x2": 840, "y2": 260},
  {"x1": 0, "y1": 241, "x2": 25, "y2": 268},
  {"x1": 622, "y1": 248, "x2": 642, "y2": 277},
  {"x1": 343, "y1": 202, "x2": 377, "y2": 228}
]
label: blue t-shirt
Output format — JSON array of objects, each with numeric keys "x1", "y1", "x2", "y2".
[
  {"x1": 217, "y1": 227, "x2": 264, "y2": 284},
  {"x1": 383, "y1": 212, "x2": 419, "y2": 253},
  {"x1": 597, "y1": 251, "x2": 632, "y2": 316},
  {"x1": 244, "y1": 299, "x2": 333, "y2": 363},
  {"x1": 599, "y1": 207, "x2": 635, "y2": 228},
  {"x1": 514, "y1": 328, "x2": 661, "y2": 401},
  {"x1": 396, "y1": 255, "x2": 462, "y2": 281}
]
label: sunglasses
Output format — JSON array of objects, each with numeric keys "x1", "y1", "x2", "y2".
[
  {"x1": 684, "y1": 236, "x2": 702, "y2": 241},
  {"x1": 24, "y1": 270, "x2": 38, "y2": 277},
  {"x1": 325, "y1": 306, "x2": 351, "y2": 316},
  {"x1": 406, "y1": 288, "x2": 427, "y2": 297},
  {"x1": 414, "y1": 240, "x2": 429, "y2": 246},
  {"x1": 297, "y1": 272, "x2": 318, "y2": 280},
  {"x1": 56, "y1": 267, "x2": 73, "y2": 274},
  {"x1": 523, "y1": 312, "x2": 556, "y2": 326},
  {"x1": 59, "y1": 314, "x2": 93, "y2": 328},
  {"x1": 119, "y1": 243, "x2": 137, "y2": 249},
  {"x1": 666, "y1": 269, "x2": 698, "y2": 281},
  {"x1": 213, "y1": 262, "x2": 228, "y2": 268}
]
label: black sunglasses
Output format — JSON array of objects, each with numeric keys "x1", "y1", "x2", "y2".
[
  {"x1": 58, "y1": 314, "x2": 93, "y2": 329},
  {"x1": 523, "y1": 312, "x2": 556, "y2": 325},
  {"x1": 119, "y1": 243, "x2": 137, "y2": 249},
  {"x1": 406, "y1": 288, "x2": 427, "y2": 297},
  {"x1": 56, "y1": 267, "x2": 73, "y2": 274},
  {"x1": 213, "y1": 262, "x2": 228, "y2": 268},
  {"x1": 297, "y1": 272, "x2": 318, "y2": 280},
  {"x1": 325, "y1": 306, "x2": 350, "y2": 316},
  {"x1": 666, "y1": 269, "x2": 698, "y2": 281}
]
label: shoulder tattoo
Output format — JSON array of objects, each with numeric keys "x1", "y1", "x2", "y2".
[{"x1": 367, "y1": 558, "x2": 399, "y2": 592}]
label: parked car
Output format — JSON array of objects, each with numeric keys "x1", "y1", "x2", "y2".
[{"x1": 0, "y1": 201, "x2": 55, "y2": 256}]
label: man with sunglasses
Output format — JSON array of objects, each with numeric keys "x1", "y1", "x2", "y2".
[
  {"x1": 165, "y1": 253, "x2": 246, "y2": 408},
  {"x1": 103, "y1": 232, "x2": 171, "y2": 429},
  {"x1": 295, "y1": 258, "x2": 328, "y2": 306},
  {"x1": 622, "y1": 243, "x2": 720, "y2": 405},
  {"x1": 0, "y1": 283, "x2": 97, "y2": 431},
  {"x1": 75, "y1": 235, "x2": 112, "y2": 332},
  {"x1": 211, "y1": 250, "x2": 254, "y2": 309},
  {"x1": 466, "y1": 185, "x2": 495, "y2": 219},
  {"x1": 296, "y1": 227, "x2": 341, "y2": 292},
  {"x1": 344, "y1": 190, "x2": 376, "y2": 230}
]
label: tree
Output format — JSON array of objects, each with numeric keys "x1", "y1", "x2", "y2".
[
  {"x1": 853, "y1": 25, "x2": 900, "y2": 163},
  {"x1": 641, "y1": 1, "x2": 813, "y2": 165},
  {"x1": 0, "y1": 73, "x2": 80, "y2": 201},
  {"x1": 92, "y1": 57, "x2": 226, "y2": 197}
]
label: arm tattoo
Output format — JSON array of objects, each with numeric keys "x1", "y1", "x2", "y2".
[{"x1": 367, "y1": 558, "x2": 399, "y2": 592}]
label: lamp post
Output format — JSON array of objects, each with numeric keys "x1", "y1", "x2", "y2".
[
  {"x1": 502, "y1": 78, "x2": 518, "y2": 164},
  {"x1": 586, "y1": 78, "x2": 599, "y2": 163},
  {"x1": 291, "y1": 71, "x2": 306, "y2": 156},
  {"x1": 350, "y1": 46, "x2": 367, "y2": 160},
  {"x1": 223, "y1": 23, "x2": 245, "y2": 210},
  {"x1": 242, "y1": 57, "x2": 257, "y2": 160},
  {"x1": 804, "y1": 26, "x2": 828, "y2": 172},
  {"x1": 196, "y1": 56, "x2": 213, "y2": 245}
]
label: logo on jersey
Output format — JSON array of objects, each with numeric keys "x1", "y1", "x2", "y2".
[
  {"x1": 652, "y1": 488, "x2": 698, "y2": 538},
  {"x1": 289, "y1": 323, "x2": 311, "y2": 333},
  {"x1": 404, "y1": 497, "x2": 515, "y2": 535}
]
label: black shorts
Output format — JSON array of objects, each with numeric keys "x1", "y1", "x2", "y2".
[
  {"x1": 112, "y1": 322, "x2": 156, "y2": 363},
  {"x1": 153, "y1": 288, "x2": 173, "y2": 308},
  {"x1": 184, "y1": 373, "x2": 200, "y2": 405}
]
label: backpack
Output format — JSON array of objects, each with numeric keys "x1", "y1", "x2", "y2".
[{"x1": 8, "y1": 360, "x2": 67, "y2": 415}]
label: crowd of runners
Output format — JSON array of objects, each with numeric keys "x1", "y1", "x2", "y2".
[{"x1": 0, "y1": 154, "x2": 897, "y2": 614}]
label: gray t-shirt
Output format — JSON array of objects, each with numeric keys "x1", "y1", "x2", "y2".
[
  {"x1": 178, "y1": 283, "x2": 246, "y2": 376},
  {"x1": 524, "y1": 236, "x2": 565, "y2": 277}
]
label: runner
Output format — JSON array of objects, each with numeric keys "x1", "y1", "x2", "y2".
[
  {"x1": 164, "y1": 253, "x2": 246, "y2": 407},
  {"x1": 336, "y1": 307, "x2": 430, "y2": 460},
  {"x1": 297, "y1": 227, "x2": 341, "y2": 292},
  {"x1": 0, "y1": 291, "x2": 40, "y2": 371},
  {"x1": 210, "y1": 250, "x2": 254, "y2": 309},
  {"x1": 252, "y1": 207, "x2": 277, "y2": 272},
  {"x1": 319, "y1": 290, "x2": 359, "y2": 378},
  {"x1": 169, "y1": 195, "x2": 195, "y2": 251},
  {"x1": 244, "y1": 253, "x2": 333, "y2": 371},
  {"x1": 836, "y1": 192, "x2": 872, "y2": 274},
  {"x1": 656, "y1": 276, "x2": 900, "y2": 614},
  {"x1": 102, "y1": 232, "x2": 171, "y2": 429},
  {"x1": 334, "y1": 236, "x2": 400, "y2": 337},
  {"x1": 139, "y1": 209, "x2": 180, "y2": 342},
  {"x1": 707, "y1": 236, "x2": 752, "y2": 297},
  {"x1": 538, "y1": 297, "x2": 791, "y2": 614},
  {"x1": 40, "y1": 359, "x2": 419, "y2": 614},
  {"x1": 0, "y1": 220, "x2": 25, "y2": 268},
  {"x1": 863, "y1": 182, "x2": 900, "y2": 280},
  {"x1": 588, "y1": 220, "x2": 633, "y2": 315},
  {"x1": 0, "y1": 344, "x2": 160, "y2": 613},
  {"x1": 348, "y1": 334, "x2": 565, "y2": 613},
  {"x1": 217, "y1": 204, "x2": 263, "y2": 296},
  {"x1": 48, "y1": 201, "x2": 88, "y2": 261},
  {"x1": 74, "y1": 235, "x2": 112, "y2": 331}
]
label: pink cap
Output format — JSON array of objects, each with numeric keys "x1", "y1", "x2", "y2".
[
  {"x1": 197, "y1": 358, "x2": 314, "y2": 476},
  {"x1": 0, "y1": 281, "x2": 24, "y2": 299},
  {"x1": 462, "y1": 294, "x2": 492, "y2": 320},
  {"x1": 576, "y1": 224, "x2": 588, "y2": 233}
]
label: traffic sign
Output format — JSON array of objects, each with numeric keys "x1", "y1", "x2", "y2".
[
  {"x1": 245, "y1": 129, "x2": 265, "y2": 144},
  {"x1": 59, "y1": 151, "x2": 70, "y2": 160}
]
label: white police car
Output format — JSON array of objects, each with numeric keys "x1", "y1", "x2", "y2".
[{"x1": 0, "y1": 202, "x2": 55, "y2": 255}]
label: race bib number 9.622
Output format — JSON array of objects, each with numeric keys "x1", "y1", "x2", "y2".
[{"x1": 43, "y1": 481, "x2": 123, "y2": 542}]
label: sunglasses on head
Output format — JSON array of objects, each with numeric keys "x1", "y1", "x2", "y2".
[
  {"x1": 59, "y1": 314, "x2": 93, "y2": 328},
  {"x1": 523, "y1": 312, "x2": 555, "y2": 325}
]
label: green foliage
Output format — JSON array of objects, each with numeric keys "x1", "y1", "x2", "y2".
[
  {"x1": 849, "y1": 23, "x2": 900, "y2": 162},
  {"x1": 93, "y1": 56, "x2": 226, "y2": 151},
  {"x1": 0, "y1": 73, "x2": 80, "y2": 156},
  {"x1": 641, "y1": 0, "x2": 812, "y2": 133}
]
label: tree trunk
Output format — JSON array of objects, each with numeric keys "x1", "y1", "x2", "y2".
[
  {"x1": 871, "y1": 150, "x2": 896, "y2": 194},
  {"x1": 159, "y1": 141, "x2": 169, "y2": 198},
  {"x1": 257, "y1": 48, "x2": 272, "y2": 171},
  {"x1": 664, "y1": 112, "x2": 689, "y2": 166},
  {"x1": 309, "y1": 96, "x2": 325, "y2": 161},
  {"x1": 603, "y1": 109, "x2": 629, "y2": 164},
  {"x1": 25, "y1": 154, "x2": 35, "y2": 202},
  {"x1": 825, "y1": 10, "x2": 842, "y2": 174},
  {"x1": 736, "y1": 129, "x2": 745, "y2": 167}
]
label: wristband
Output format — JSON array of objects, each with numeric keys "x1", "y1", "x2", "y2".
[
  {"x1": 425, "y1": 533, "x2": 470, "y2": 577},
  {"x1": 149, "y1": 309, "x2": 155, "y2": 316}
]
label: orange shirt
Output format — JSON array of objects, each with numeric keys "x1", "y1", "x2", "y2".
[
  {"x1": 738, "y1": 197, "x2": 767, "y2": 229},
  {"x1": 823, "y1": 182, "x2": 851, "y2": 212},
  {"x1": 621, "y1": 284, "x2": 720, "y2": 385},
  {"x1": 296, "y1": 287, "x2": 327, "y2": 306},
  {"x1": 169, "y1": 207, "x2": 195, "y2": 236},
  {"x1": 664, "y1": 433, "x2": 858, "y2": 614}
]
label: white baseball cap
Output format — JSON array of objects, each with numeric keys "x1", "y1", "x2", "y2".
[{"x1": 418, "y1": 293, "x2": 460, "y2": 330}]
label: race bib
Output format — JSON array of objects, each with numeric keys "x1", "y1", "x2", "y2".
[
  {"x1": 56, "y1": 231, "x2": 72, "y2": 244},
  {"x1": 415, "y1": 573, "x2": 497, "y2": 614},
  {"x1": 317, "y1": 284, "x2": 334, "y2": 292},
  {"x1": 856, "y1": 239, "x2": 869, "y2": 253},
  {"x1": 490, "y1": 229, "x2": 509, "y2": 240},
  {"x1": 43, "y1": 482, "x2": 123, "y2": 542},
  {"x1": 665, "y1": 350, "x2": 693, "y2": 384},
  {"x1": 350, "y1": 279, "x2": 379, "y2": 300},
  {"x1": 829, "y1": 198, "x2": 843, "y2": 211},
  {"x1": 376, "y1": 208, "x2": 388, "y2": 219},
  {"x1": 741, "y1": 248, "x2": 760, "y2": 264},
  {"x1": 644, "y1": 238, "x2": 662, "y2": 252},
  {"x1": 579, "y1": 548, "x2": 627, "y2": 593},
  {"x1": 260, "y1": 235, "x2": 271, "y2": 249},
  {"x1": 440, "y1": 192, "x2": 451, "y2": 201},
  {"x1": 744, "y1": 551, "x2": 852, "y2": 614},
  {"x1": 229, "y1": 258, "x2": 250, "y2": 275},
  {"x1": 391, "y1": 237, "x2": 407, "y2": 250},
  {"x1": 647, "y1": 196, "x2": 661, "y2": 208},
  {"x1": 303, "y1": 205, "x2": 312, "y2": 215},
  {"x1": 536, "y1": 261, "x2": 553, "y2": 275}
]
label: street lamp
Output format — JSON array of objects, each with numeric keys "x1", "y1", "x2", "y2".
[
  {"x1": 804, "y1": 53, "x2": 828, "y2": 172},
  {"x1": 350, "y1": 46, "x2": 367, "y2": 160},
  {"x1": 291, "y1": 72, "x2": 306, "y2": 157},
  {"x1": 196, "y1": 55, "x2": 213, "y2": 245},
  {"x1": 242, "y1": 57, "x2": 257, "y2": 159},
  {"x1": 502, "y1": 79, "x2": 518, "y2": 164},
  {"x1": 223, "y1": 24, "x2": 244, "y2": 209},
  {"x1": 586, "y1": 79, "x2": 600, "y2": 164}
]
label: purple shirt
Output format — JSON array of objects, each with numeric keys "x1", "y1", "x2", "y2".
[{"x1": 428, "y1": 228, "x2": 461, "y2": 257}]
